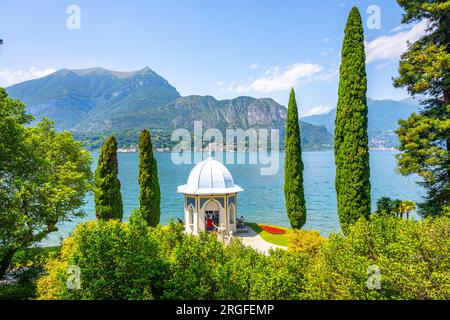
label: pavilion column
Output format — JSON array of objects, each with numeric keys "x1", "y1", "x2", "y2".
[{"x1": 193, "y1": 196, "x2": 198, "y2": 235}]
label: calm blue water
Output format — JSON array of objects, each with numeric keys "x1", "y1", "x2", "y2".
[{"x1": 42, "y1": 151, "x2": 424, "y2": 246}]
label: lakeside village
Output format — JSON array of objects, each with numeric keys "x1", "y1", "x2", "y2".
[
  {"x1": 117, "y1": 141, "x2": 398, "y2": 153},
  {"x1": 115, "y1": 127, "x2": 399, "y2": 153}
]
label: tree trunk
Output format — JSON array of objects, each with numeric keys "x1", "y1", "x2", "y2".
[{"x1": 0, "y1": 249, "x2": 16, "y2": 280}]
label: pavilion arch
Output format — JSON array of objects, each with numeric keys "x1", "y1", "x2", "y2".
[
  {"x1": 187, "y1": 204, "x2": 195, "y2": 232},
  {"x1": 202, "y1": 198, "x2": 224, "y2": 228},
  {"x1": 202, "y1": 198, "x2": 222, "y2": 211},
  {"x1": 229, "y1": 203, "x2": 236, "y2": 225}
]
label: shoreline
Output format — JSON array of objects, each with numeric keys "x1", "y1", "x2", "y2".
[{"x1": 114, "y1": 148, "x2": 399, "y2": 154}]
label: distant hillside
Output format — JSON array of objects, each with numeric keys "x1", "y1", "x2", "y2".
[
  {"x1": 82, "y1": 95, "x2": 288, "y2": 131},
  {"x1": 302, "y1": 98, "x2": 420, "y2": 148},
  {"x1": 74, "y1": 95, "x2": 332, "y2": 151},
  {"x1": 7, "y1": 67, "x2": 181, "y2": 130},
  {"x1": 6, "y1": 68, "x2": 332, "y2": 150}
]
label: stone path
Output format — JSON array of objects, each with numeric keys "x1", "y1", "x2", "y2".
[{"x1": 236, "y1": 227, "x2": 286, "y2": 255}]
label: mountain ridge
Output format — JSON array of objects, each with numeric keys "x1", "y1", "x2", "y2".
[
  {"x1": 301, "y1": 98, "x2": 421, "y2": 148},
  {"x1": 7, "y1": 67, "x2": 181, "y2": 130},
  {"x1": 6, "y1": 67, "x2": 333, "y2": 150}
]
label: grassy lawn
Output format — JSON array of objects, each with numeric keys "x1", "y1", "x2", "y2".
[{"x1": 246, "y1": 222, "x2": 294, "y2": 247}]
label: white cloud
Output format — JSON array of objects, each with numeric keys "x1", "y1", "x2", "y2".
[
  {"x1": 365, "y1": 20, "x2": 428, "y2": 64},
  {"x1": 302, "y1": 106, "x2": 333, "y2": 117},
  {"x1": 320, "y1": 47, "x2": 335, "y2": 57},
  {"x1": 236, "y1": 63, "x2": 323, "y2": 93},
  {"x1": 375, "y1": 61, "x2": 393, "y2": 70},
  {"x1": 322, "y1": 37, "x2": 330, "y2": 43},
  {"x1": 313, "y1": 67, "x2": 339, "y2": 82},
  {"x1": 0, "y1": 67, "x2": 56, "y2": 86},
  {"x1": 389, "y1": 24, "x2": 414, "y2": 33},
  {"x1": 250, "y1": 63, "x2": 259, "y2": 70}
]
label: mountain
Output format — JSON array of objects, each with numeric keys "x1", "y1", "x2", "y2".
[
  {"x1": 7, "y1": 67, "x2": 181, "y2": 130},
  {"x1": 6, "y1": 68, "x2": 332, "y2": 150},
  {"x1": 82, "y1": 95, "x2": 287, "y2": 131},
  {"x1": 302, "y1": 98, "x2": 421, "y2": 148}
]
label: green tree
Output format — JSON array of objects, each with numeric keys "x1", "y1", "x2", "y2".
[
  {"x1": 1, "y1": 88, "x2": 34, "y2": 279},
  {"x1": 376, "y1": 197, "x2": 417, "y2": 219},
  {"x1": 334, "y1": 7, "x2": 371, "y2": 234},
  {"x1": 138, "y1": 129, "x2": 161, "y2": 226},
  {"x1": 398, "y1": 200, "x2": 417, "y2": 220},
  {"x1": 376, "y1": 197, "x2": 396, "y2": 216},
  {"x1": 93, "y1": 136, "x2": 123, "y2": 221},
  {"x1": 284, "y1": 88, "x2": 307, "y2": 229},
  {"x1": 393, "y1": 0, "x2": 450, "y2": 216},
  {"x1": 0, "y1": 90, "x2": 92, "y2": 278}
]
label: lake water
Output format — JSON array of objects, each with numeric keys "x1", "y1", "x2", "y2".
[{"x1": 42, "y1": 151, "x2": 424, "y2": 246}]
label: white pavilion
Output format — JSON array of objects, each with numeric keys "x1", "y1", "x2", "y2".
[{"x1": 177, "y1": 157, "x2": 244, "y2": 235}]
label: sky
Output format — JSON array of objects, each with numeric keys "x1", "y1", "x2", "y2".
[{"x1": 0, "y1": 0, "x2": 427, "y2": 116}]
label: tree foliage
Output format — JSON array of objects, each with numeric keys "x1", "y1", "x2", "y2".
[
  {"x1": 334, "y1": 7, "x2": 371, "y2": 233},
  {"x1": 0, "y1": 89, "x2": 92, "y2": 278},
  {"x1": 93, "y1": 136, "x2": 123, "y2": 221},
  {"x1": 284, "y1": 88, "x2": 307, "y2": 229},
  {"x1": 303, "y1": 215, "x2": 450, "y2": 300},
  {"x1": 393, "y1": 0, "x2": 450, "y2": 216},
  {"x1": 37, "y1": 210, "x2": 163, "y2": 300},
  {"x1": 288, "y1": 230, "x2": 326, "y2": 256},
  {"x1": 36, "y1": 214, "x2": 309, "y2": 300},
  {"x1": 138, "y1": 129, "x2": 161, "y2": 226},
  {"x1": 37, "y1": 215, "x2": 450, "y2": 300},
  {"x1": 376, "y1": 197, "x2": 417, "y2": 219}
]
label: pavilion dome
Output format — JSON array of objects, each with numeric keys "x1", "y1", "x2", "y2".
[{"x1": 177, "y1": 157, "x2": 244, "y2": 195}]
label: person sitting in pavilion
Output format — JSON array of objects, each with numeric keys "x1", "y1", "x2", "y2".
[{"x1": 206, "y1": 215, "x2": 215, "y2": 232}]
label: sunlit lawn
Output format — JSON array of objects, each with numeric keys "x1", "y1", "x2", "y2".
[{"x1": 246, "y1": 222, "x2": 293, "y2": 247}]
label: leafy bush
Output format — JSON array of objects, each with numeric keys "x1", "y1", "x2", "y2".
[
  {"x1": 303, "y1": 215, "x2": 450, "y2": 300},
  {"x1": 37, "y1": 211, "x2": 164, "y2": 300},
  {"x1": 0, "y1": 282, "x2": 35, "y2": 300},
  {"x1": 0, "y1": 246, "x2": 60, "y2": 300},
  {"x1": 288, "y1": 230, "x2": 325, "y2": 255},
  {"x1": 37, "y1": 212, "x2": 311, "y2": 300},
  {"x1": 249, "y1": 249, "x2": 308, "y2": 300},
  {"x1": 161, "y1": 232, "x2": 226, "y2": 300},
  {"x1": 217, "y1": 241, "x2": 264, "y2": 300},
  {"x1": 37, "y1": 213, "x2": 450, "y2": 300}
]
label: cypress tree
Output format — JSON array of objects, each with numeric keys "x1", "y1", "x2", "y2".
[
  {"x1": 94, "y1": 136, "x2": 123, "y2": 221},
  {"x1": 335, "y1": 7, "x2": 371, "y2": 234},
  {"x1": 284, "y1": 88, "x2": 307, "y2": 229},
  {"x1": 138, "y1": 129, "x2": 161, "y2": 226}
]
